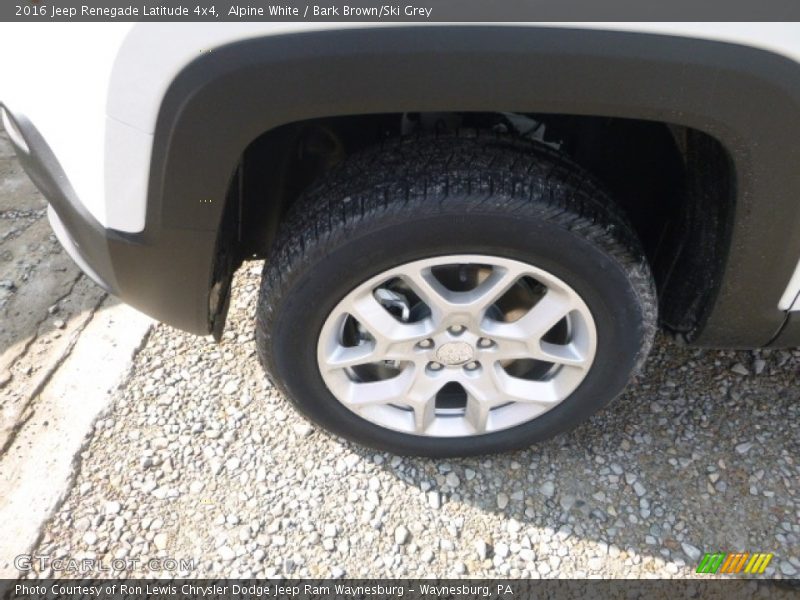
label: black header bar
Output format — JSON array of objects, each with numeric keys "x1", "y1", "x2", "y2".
[{"x1": 5, "y1": 0, "x2": 800, "y2": 22}]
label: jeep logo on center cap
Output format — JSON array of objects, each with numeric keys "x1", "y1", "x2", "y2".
[{"x1": 435, "y1": 341, "x2": 475, "y2": 366}]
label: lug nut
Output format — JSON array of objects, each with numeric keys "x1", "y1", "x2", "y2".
[
  {"x1": 477, "y1": 338, "x2": 494, "y2": 348},
  {"x1": 418, "y1": 338, "x2": 434, "y2": 349},
  {"x1": 464, "y1": 361, "x2": 480, "y2": 371},
  {"x1": 428, "y1": 361, "x2": 444, "y2": 371},
  {"x1": 448, "y1": 325, "x2": 466, "y2": 335}
]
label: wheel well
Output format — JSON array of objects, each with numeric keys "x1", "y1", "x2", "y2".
[{"x1": 231, "y1": 112, "x2": 734, "y2": 339}]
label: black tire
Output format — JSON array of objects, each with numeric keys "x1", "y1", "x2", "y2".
[{"x1": 256, "y1": 132, "x2": 656, "y2": 457}]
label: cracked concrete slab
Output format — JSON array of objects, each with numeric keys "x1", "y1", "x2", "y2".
[
  {"x1": 0, "y1": 298, "x2": 152, "y2": 577},
  {"x1": 0, "y1": 274, "x2": 107, "y2": 453},
  {"x1": 0, "y1": 127, "x2": 154, "y2": 575}
]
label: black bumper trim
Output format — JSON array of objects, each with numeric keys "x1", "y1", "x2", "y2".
[{"x1": 1, "y1": 103, "x2": 215, "y2": 335}]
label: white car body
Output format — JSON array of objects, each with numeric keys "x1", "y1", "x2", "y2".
[{"x1": 1, "y1": 21, "x2": 799, "y2": 337}]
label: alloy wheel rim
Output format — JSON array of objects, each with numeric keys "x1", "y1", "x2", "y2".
[{"x1": 317, "y1": 255, "x2": 597, "y2": 437}]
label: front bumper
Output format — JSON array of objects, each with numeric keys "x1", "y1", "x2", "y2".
[{"x1": 1, "y1": 104, "x2": 216, "y2": 336}]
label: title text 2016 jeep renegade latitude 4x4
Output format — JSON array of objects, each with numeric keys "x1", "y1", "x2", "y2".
[{"x1": 2, "y1": 23, "x2": 799, "y2": 455}]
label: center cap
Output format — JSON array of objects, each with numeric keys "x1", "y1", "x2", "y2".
[{"x1": 435, "y1": 341, "x2": 475, "y2": 366}]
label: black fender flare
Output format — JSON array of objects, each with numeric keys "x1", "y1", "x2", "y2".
[{"x1": 146, "y1": 26, "x2": 800, "y2": 344}]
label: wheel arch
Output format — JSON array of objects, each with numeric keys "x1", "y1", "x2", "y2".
[{"x1": 148, "y1": 26, "x2": 800, "y2": 346}]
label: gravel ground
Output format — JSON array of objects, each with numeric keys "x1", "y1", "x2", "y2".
[{"x1": 27, "y1": 262, "x2": 800, "y2": 580}]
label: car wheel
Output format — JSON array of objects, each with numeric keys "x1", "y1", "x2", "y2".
[{"x1": 256, "y1": 132, "x2": 656, "y2": 456}]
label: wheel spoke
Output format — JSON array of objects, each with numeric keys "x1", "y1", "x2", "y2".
[
  {"x1": 482, "y1": 288, "x2": 574, "y2": 345},
  {"x1": 411, "y1": 396, "x2": 436, "y2": 433},
  {"x1": 468, "y1": 267, "x2": 524, "y2": 315},
  {"x1": 491, "y1": 365, "x2": 561, "y2": 405},
  {"x1": 461, "y1": 373, "x2": 498, "y2": 433},
  {"x1": 464, "y1": 396, "x2": 491, "y2": 434},
  {"x1": 407, "y1": 375, "x2": 444, "y2": 434},
  {"x1": 346, "y1": 291, "x2": 431, "y2": 344},
  {"x1": 346, "y1": 367, "x2": 416, "y2": 406},
  {"x1": 516, "y1": 289, "x2": 576, "y2": 338},
  {"x1": 402, "y1": 269, "x2": 454, "y2": 323},
  {"x1": 537, "y1": 341, "x2": 588, "y2": 368},
  {"x1": 324, "y1": 342, "x2": 380, "y2": 370},
  {"x1": 481, "y1": 339, "x2": 531, "y2": 363}
]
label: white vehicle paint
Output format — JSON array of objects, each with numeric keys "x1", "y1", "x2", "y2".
[
  {"x1": 779, "y1": 263, "x2": 800, "y2": 311},
  {"x1": 1, "y1": 22, "x2": 799, "y2": 310}
]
